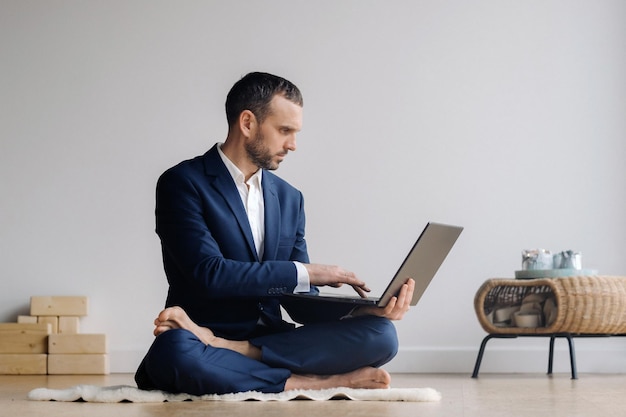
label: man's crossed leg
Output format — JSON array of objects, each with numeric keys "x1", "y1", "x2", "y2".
[{"x1": 135, "y1": 306, "x2": 399, "y2": 395}]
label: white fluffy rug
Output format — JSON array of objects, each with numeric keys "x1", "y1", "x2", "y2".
[{"x1": 28, "y1": 384, "x2": 441, "y2": 403}]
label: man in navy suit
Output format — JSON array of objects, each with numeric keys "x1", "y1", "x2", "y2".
[{"x1": 135, "y1": 72, "x2": 415, "y2": 394}]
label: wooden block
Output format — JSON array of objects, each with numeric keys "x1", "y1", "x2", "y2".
[
  {"x1": 58, "y1": 317, "x2": 80, "y2": 334},
  {"x1": 0, "y1": 354, "x2": 47, "y2": 374},
  {"x1": 38, "y1": 316, "x2": 59, "y2": 334},
  {"x1": 17, "y1": 316, "x2": 38, "y2": 324},
  {"x1": 0, "y1": 323, "x2": 51, "y2": 354},
  {"x1": 47, "y1": 354, "x2": 109, "y2": 375},
  {"x1": 30, "y1": 296, "x2": 88, "y2": 317},
  {"x1": 48, "y1": 334, "x2": 107, "y2": 354},
  {"x1": 0, "y1": 323, "x2": 51, "y2": 334}
]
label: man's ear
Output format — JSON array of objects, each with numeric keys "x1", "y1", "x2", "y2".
[{"x1": 239, "y1": 110, "x2": 256, "y2": 138}]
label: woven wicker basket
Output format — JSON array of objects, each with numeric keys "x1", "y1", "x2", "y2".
[{"x1": 474, "y1": 276, "x2": 626, "y2": 335}]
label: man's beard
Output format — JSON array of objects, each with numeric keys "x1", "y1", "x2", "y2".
[{"x1": 245, "y1": 131, "x2": 284, "y2": 171}]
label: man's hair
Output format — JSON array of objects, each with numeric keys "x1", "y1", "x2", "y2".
[{"x1": 225, "y1": 72, "x2": 303, "y2": 128}]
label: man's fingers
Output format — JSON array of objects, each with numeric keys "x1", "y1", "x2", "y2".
[
  {"x1": 305, "y1": 264, "x2": 372, "y2": 292},
  {"x1": 396, "y1": 284, "x2": 408, "y2": 306},
  {"x1": 351, "y1": 284, "x2": 369, "y2": 298},
  {"x1": 382, "y1": 296, "x2": 405, "y2": 320},
  {"x1": 380, "y1": 279, "x2": 415, "y2": 319},
  {"x1": 396, "y1": 279, "x2": 415, "y2": 306},
  {"x1": 384, "y1": 296, "x2": 398, "y2": 314},
  {"x1": 339, "y1": 269, "x2": 370, "y2": 295}
]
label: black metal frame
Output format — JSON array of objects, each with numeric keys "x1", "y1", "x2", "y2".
[{"x1": 471, "y1": 333, "x2": 626, "y2": 380}]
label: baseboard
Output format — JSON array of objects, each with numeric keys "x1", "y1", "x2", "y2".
[
  {"x1": 386, "y1": 340, "x2": 626, "y2": 374},
  {"x1": 109, "y1": 350, "x2": 145, "y2": 374},
  {"x1": 109, "y1": 341, "x2": 626, "y2": 374}
]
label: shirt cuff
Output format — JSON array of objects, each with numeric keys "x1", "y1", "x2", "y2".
[{"x1": 292, "y1": 261, "x2": 310, "y2": 293}]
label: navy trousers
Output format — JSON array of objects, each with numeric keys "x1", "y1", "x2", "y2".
[{"x1": 135, "y1": 316, "x2": 398, "y2": 395}]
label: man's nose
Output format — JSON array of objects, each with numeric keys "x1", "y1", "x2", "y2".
[{"x1": 286, "y1": 134, "x2": 297, "y2": 152}]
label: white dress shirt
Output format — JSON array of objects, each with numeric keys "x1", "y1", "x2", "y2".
[{"x1": 217, "y1": 144, "x2": 310, "y2": 293}]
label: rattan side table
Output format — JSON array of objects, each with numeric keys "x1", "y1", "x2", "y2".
[{"x1": 472, "y1": 276, "x2": 626, "y2": 379}]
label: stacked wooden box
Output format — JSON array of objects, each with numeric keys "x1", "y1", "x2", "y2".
[{"x1": 0, "y1": 296, "x2": 108, "y2": 375}]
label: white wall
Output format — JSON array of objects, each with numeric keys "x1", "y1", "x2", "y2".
[{"x1": 1, "y1": 0, "x2": 625, "y2": 374}]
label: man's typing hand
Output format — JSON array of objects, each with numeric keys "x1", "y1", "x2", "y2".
[{"x1": 304, "y1": 264, "x2": 371, "y2": 298}]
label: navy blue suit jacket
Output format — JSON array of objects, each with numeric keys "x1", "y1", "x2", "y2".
[{"x1": 156, "y1": 144, "x2": 351, "y2": 339}]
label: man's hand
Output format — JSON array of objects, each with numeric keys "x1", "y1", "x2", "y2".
[
  {"x1": 304, "y1": 264, "x2": 371, "y2": 298},
  {"x1": 354, "y1": 278, "x2": 415, "y2": 321}
]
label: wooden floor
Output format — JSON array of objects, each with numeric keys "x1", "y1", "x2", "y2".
[{"x1": 2, "y1": 372, "x2": 625, "y2": 417}]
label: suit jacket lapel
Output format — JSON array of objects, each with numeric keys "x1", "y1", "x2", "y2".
[
  {"x1": 203, "y1": 145, "x2": 259, "y2": 261},
  {"x1": 262, "y1": 173, "x2": 280, "y2": 261}
]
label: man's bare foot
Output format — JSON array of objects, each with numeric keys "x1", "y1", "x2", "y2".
[
  {"x1": 284, "y1": 367, "x2": 391, "y2": 391},
  {"x1": 153, "y1": 306, "x2": 216, "y2": 344},
  {"x1": 153, "y1": 306, "x2": 261, "y2": 360}
]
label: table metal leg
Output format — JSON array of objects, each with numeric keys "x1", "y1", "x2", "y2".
[
  {"x1": 471, "y1": 334, "x2": 492, "y2": 378},
  {"x1": 471, "y1": 334, "x2": 517, "y2": 378},
  {"x1": 548, "y1": 335, "x2": 556, "y2": 375},
  {"x1": 565, "y1": 334, "x2": 578, "y2": 380}
]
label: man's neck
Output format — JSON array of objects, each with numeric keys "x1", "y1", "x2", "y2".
[{"x1": 220, "y1": 138, "x2": 258, "y2": 181}]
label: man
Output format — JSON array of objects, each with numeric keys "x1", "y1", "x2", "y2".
[{"x1": 135, "y1": 72, "x2": 415, "y2": 395}]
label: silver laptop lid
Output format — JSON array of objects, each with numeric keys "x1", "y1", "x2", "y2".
[{"x1": 377, "y1": 222, "x2": 463, "y2": 307}]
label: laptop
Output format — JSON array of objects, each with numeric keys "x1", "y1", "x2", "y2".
[{"x1": 284, "y1": 222, "x2": 463, "y2": 307}]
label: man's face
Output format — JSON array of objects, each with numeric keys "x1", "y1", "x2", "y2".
[{"x1": 245, "y1": 95, "x2": 302, "y2": 171}]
